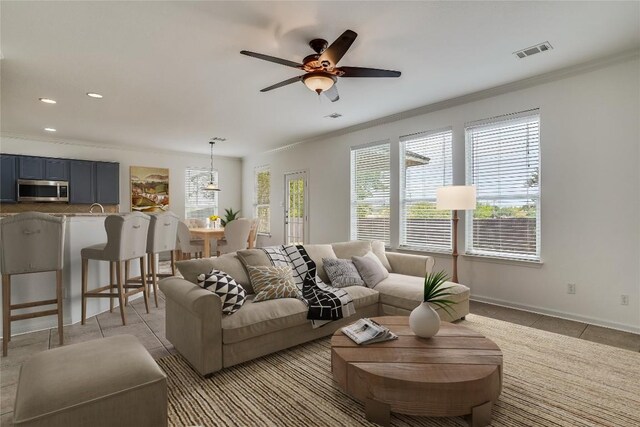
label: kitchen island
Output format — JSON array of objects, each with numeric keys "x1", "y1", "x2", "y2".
[{"x1": 1, "y1": 214, "x2": 145, "y2": 336}]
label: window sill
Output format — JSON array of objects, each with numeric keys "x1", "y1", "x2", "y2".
[
  {"x1": 462, "y1": 253, "x2": 544, "y2": 267},
  {"x1": 393, "y1": 247, "x2": 452, "y2": 257},
  {"x1": 257, "y1": 233, "x2": 272, "y2": 238}
]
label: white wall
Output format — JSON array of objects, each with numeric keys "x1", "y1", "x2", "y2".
[
  {"x1": 0, "y1": 137, "x2": 243, "y2": 217},
  {"x1": 242, "y1": 57, "x2": 640, "y2": 333}
]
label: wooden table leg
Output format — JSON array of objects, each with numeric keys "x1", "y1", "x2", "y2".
[
  {"x1": 467, "y1": 401, "x2": 493, "y2": 427},
  {"x1": 116, "y1": 261, "x2": 126, "y2": 326},
  {"x1": 203, "y1": 235, "x2": 211, "y2": 258},
  {"x1": 150, "y1": 253, "x2": 158, "y2": 308},
  {"x1": 140, "y1": 256, "x2": 150, "y2": 314},
  {"x1": 81, "y1": 258, "x2": 88, "y2": 325},
  {"x1": 2, "y1": 274, "x2": 10, "y2": 357},
  {"x1": 56, "y1": 270, "x2": 64, "y2": 346},
  {"x1": 170, "y1": 250, "x2": 177, "y2": 276},
  {"x1": 364, "y1": 398, "x2": 390, "y2": 427}
]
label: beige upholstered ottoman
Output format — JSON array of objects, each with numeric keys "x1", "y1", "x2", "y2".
[{"x1": 13, "y1": 335, "x2": 167, "y2": 427}]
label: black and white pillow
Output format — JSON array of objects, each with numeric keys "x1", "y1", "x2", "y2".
[
  {"x1": 197, "y1": 269, "x2": 246, "y2": 314},
  {"x1": 322, "y1": 258, "x2": 365, "y2": 288}
]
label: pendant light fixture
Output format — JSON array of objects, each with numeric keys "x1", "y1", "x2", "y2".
[{"x1": 202, "y1": 137, "x2": 225, "y2": 191}]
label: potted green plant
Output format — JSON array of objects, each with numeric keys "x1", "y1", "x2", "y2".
[
  {"x1": 220, "y1": 208, "x2": 240, "y2": 227},
  {"x1": 409, "y1": 270, "x2": 456, "y2": 338}
]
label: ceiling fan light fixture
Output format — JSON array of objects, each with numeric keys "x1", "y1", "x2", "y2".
[{"x1": 303, "y1": 72, "x2": 336, "y2": 94}]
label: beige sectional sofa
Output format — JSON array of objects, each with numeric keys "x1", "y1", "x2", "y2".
[{"x1": 159, "y1": 240, "x2": 470, "y2": 376}]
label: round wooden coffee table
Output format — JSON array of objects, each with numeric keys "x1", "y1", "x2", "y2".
[{"x1": 331, "y1": 316, "x2": 503, "y2": 427}]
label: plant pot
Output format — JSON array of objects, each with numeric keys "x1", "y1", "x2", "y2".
[{"x1": 409, "y1": 302, "x2": 441, "y2": 338}]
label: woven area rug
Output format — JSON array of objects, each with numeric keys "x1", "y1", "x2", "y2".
[{"x1": 158, "y1": 314, "x2": 640, "y2": 426}]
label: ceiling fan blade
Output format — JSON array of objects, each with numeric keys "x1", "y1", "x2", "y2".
[
  {"x1": 318, "y1": 30, "x2": 357, "y2": 67},
  {"x1": 260, "y1": 75, "x2": 304, "y2": 92},
  {"x1": 240, "y1": 50, "x2": 303, "y2": 69},
  {"x1": 324, "y1": 85, "x2": 339, "y2": 102},
  {"x1": 338, "y1": 66, "x2": 401, "y2": 78}
]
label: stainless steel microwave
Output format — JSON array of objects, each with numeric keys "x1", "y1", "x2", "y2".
[{"x1": 17, "y1": 179, "x2": 69, "y2": 202}]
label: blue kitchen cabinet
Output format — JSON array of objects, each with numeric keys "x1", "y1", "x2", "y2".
[
  {"x1": 18, "y1": 156, "x2": 45, "y2": 180},
  {"x1": 95, "y1": 162, "x2": 119, "y2": 204},
  {"x1": 69, "y1": 160, "x2": 95, "y2": 204},
  {"x1": 0, "y1": 154, "x2": 17, "y2": 202},
  {"x1": 44, "y1": 158, "x2": 69, "y2": 180}
]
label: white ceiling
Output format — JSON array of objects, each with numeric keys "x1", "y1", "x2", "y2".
[{"x1": 1, "y1": 1, "x2": 638, "y2": 157}]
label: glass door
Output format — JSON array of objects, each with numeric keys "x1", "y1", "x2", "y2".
[{"x1": 284, "y1": 171, "x2": 308, "y2": 245}]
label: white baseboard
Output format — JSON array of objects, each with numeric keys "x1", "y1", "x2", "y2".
[{"x1": 471, "y1": 294, "x2": 640, "y2": 335}]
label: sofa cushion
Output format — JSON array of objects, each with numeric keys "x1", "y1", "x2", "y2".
[
  {"x1": 221, "y1": 285, "x2": 379, "y2": 344},
  {"x1": 221, "y1": 295, "x2": 308, "y2": 344},
  {"x1": 370, "y1": 240, "x2": 392, "y2": 272},
  {"x1": 331, "y1": 241, "x2": 372, "y2": 259},
  {"x1": 341, "y1": 285, "x2": 379, "y2": 308},
  {"x1": 302, "y1": 244, "x2": 337, "y2": 283},
  {"x1": 352, "y1": 252, "x2": 389, "y2": 287},
  {"x1": 176, "y1": 254, "x2": 253, "y2": 293},
  {"x1": 322, "y1": 258, "x2": 365, "y2": 288},
  {"x1": 374, "y1": 273, "x2": 470, "y2": 311}
]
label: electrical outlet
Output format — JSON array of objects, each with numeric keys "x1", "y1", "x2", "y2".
[
  {"x1": 567, "y1": 283, "x2": 576, "y2": 294},
  {"x1": 621, "y1": 295, "x2": 629, "y2": 306}
]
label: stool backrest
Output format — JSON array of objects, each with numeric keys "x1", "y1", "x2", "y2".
[
  {"x1": 104, "y1": 212, "x2": 150, "y2": 261},
  {"x1": 222, "y1": 218, "x2": 252, "y2": 253},
  {"x1": 0, "y1": 212, "x2": 66, "y2": 275},
  {"x1": 147, "y1": 211, "x2": 179, "y2": 253},
  {"x1": 176, "y1": 221, "x2": 193, "y2": 252}
]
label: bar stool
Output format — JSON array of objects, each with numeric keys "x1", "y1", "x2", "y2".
[
  {"x1": 81, "y1": 212, "x2": 150, "y2": 326},
  {"x1": 145, "y1": 211, "x2": 179, "y2": 307},
  {"x1": 1, "y1": 212, "x2": 66, "y2": 357}
]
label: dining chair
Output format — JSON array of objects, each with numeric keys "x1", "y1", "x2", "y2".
[
  {"x1": 1, "y1": 212, "x2": 66, "y2": 356},
  {"x1": 176, "y1": 221, "x2": 204, "y2": 260},
  {"x1": 217, "y1": 218, "x2": 252, "y2": 255}
]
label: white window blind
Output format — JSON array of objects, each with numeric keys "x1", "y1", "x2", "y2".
[
  {"x1": 465, "y1": 111, "x2": 541, "y2": 260},
  {"x1": 184, "y1": 168, "x2": 218, "y2": 220},
  {"x1": 400, "y1": 129, "x2": 453, "y2": 251},
  {"x1": 254, "y1": 167, "x2": 271, "y2": 234},
  {"x1": 350, "y1": 142, "x2": 391, "y2": 245}
]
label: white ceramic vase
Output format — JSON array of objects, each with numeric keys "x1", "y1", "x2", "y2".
[{"x1": 409, "y1": 302, "x2": 441, "y2": 338}]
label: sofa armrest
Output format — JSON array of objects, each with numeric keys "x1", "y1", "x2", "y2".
[
  {"x1": 386, "y1": 252, "x2": 435, "y2": 277},
  {"x1": 159, "y1": 277, "x2": 222, "y2": 376}
]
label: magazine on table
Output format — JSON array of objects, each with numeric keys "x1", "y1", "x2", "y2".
[{"x1": 342, "y1": 318, "x2": 398, "y2": 345}]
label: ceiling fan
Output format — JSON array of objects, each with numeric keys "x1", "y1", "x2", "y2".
[{"x1": 240, "y1": 29, "x2": 401, "y2": 102}]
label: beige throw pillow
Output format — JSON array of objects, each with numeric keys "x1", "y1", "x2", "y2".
[
  {"x1": 246, "y1": 265, "x2": 299, "y2": 302},
  {"x1": 352, "y1": 251, "x2": 390, "y2": 288}
]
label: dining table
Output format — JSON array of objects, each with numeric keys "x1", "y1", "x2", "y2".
[
  {"x1": 188, "y1": 226, "x2": 256, "y2": 258},
  {"x1": 188, "y1": 227, "x2": 225, "y2": 258}
]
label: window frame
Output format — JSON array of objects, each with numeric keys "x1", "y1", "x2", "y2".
[
  {"x1": 184, "y1": 167, "x2": 219, "y2": 220},
  {"x1": 399, "y1": 127, "x2": 453, "y2": 253},
  {"x1": 350, "y1": 140, "x2": 392, "y2": 245},
  {"x1": 254, "y1": 165, "x2": 271, "y2": 235},
  {"x1": 464, "y1": 110, "x2": 541, "y2": 262}
]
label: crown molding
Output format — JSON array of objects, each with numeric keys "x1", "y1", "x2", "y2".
[
  {"x1": 0, "y1": 133, "x2": 241, "y2": 161},
  {"x1": 263, "y1": 48, "x2": 640, "y2": 155}
]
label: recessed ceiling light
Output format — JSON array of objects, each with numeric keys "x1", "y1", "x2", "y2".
[
  {"x1": 39, "y1": 98, "x2": 57, "y2": 104},
  {"x1": 86, "y1": 92, "x2": 103, "y2": 99},
  {"x1": 44, "y1": 128, "x2": 57, "y2": 132}
]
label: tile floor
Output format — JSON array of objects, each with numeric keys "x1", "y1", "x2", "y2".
[{"x1": 1, "y1": 286, "x2": 639, "y2": 425}]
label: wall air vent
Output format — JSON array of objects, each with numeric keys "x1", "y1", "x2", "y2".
[
  {"x1": 514, "y1": 42, "x2": 553, "y2": 59},
  {"x1": 325, "y1": 113, "x2": 342, "y2": 119}
]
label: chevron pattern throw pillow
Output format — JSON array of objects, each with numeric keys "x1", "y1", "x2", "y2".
[{"x1": 197, "y1": 269, "x2": 246, "y2": 314}]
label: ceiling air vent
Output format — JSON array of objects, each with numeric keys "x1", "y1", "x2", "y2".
[
  {"x1": 514, "y1": 42, "x2": 553, "y2": 59},
  {"x1": 325, "y1": 113, "x2": 342, "y2": 119}
]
